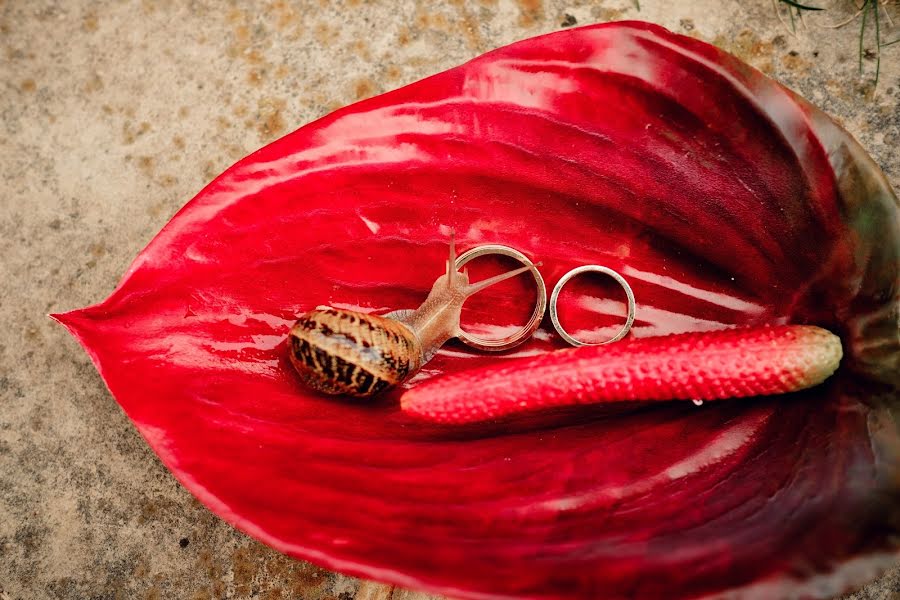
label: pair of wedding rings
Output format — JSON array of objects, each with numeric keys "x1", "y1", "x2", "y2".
[{"x1": 455, "y1": 244, "x2": 636, "y2": 352}]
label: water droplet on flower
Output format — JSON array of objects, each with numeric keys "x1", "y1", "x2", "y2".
[{"x1": 692, "y1": 399, "x2": 704, "y2": 406}]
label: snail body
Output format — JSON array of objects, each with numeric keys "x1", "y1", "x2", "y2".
[{"x1": 288, "y1": 239, "x2": 536, "y2": 398}]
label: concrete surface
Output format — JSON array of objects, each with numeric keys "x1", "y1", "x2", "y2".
[{"x1": 1, "y1": 0, "x2": 898, "y2": 598}]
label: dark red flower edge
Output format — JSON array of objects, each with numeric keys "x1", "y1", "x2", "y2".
[{"x1": 54, "y1": 20, "x2": 900, "y2": 600}]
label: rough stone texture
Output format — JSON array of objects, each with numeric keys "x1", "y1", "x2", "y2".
[{"x1": 0, "y1": 0, "x2": 898, "y2": 598}]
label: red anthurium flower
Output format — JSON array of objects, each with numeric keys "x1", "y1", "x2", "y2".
[{"x1": 54, "y1": 21, "x2": 898, "y2": 600}]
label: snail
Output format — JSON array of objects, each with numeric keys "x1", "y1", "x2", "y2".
[{"x1": 287, "y1": 238, "x2": 544, "y2": 398}]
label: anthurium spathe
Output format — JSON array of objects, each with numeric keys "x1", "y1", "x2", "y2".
[{"x1": 54, "y1": 21, "x2": 899, "y2": 600}]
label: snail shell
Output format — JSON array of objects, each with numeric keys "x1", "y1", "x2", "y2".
[{"x1": 288, "y1": 308, "x2": 423, "y2": 397}]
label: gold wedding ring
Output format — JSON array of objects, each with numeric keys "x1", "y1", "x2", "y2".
[
  {"x1": 549, "y1": 265, "x2": 635, "y2": 346},
  {"x1": 455, "y1": 244, "x2": 547, "y2": 352}
]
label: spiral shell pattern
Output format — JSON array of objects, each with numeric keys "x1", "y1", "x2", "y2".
[{"x1": 288, "y1": 308, "x2": 422, "y2": 397}]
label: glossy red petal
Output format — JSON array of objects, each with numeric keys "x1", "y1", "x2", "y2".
[{"x1": 55, "y1": 21, "x2": 899, "y2": 600}]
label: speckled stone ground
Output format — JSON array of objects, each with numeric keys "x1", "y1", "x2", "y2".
[{"x1": 1, "y1": 0, "x2": 898, "y2": 598}]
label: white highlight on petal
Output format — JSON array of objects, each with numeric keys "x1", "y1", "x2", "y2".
[
  {"x1": 528, "y1": 410, "x2": 769, "y2": 513},
  {"x1": 327, "y1": 302, "x2": 394, "y2": 313},
  {"x1": 575, "y1": 296, "x2": 731, "y2": 337},
  {"x1": 621, "y1": 265, "x2": 766, "y2": 314},
  {"x1": 313, "y1": 106, "x2": 464, "y2": 143},
  {"x1": 358, "y1": 214, "x2": 381, "y2": 234},
  {"x1": 462, "y1": 59, "x2": 580, "y2": 110}
]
